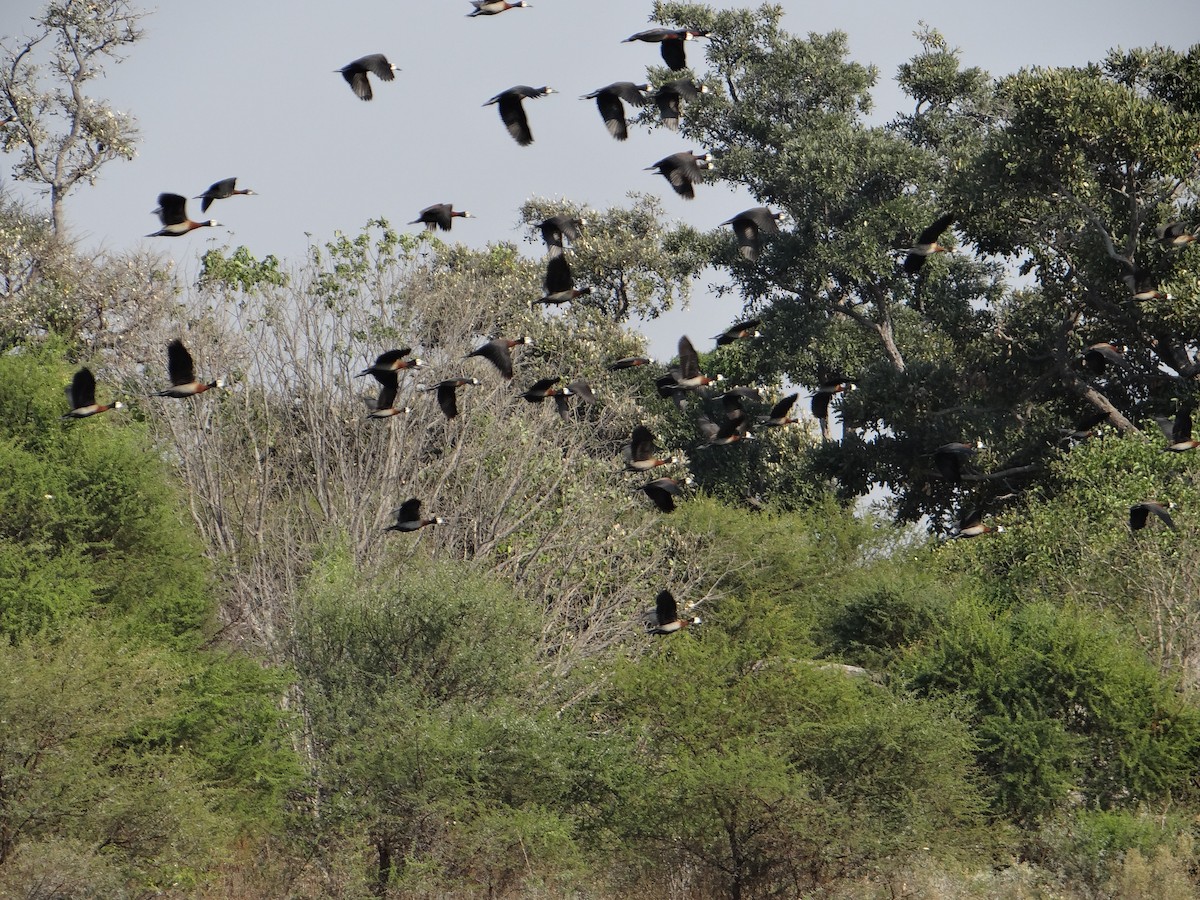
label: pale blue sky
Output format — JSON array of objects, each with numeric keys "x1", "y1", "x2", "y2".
[{"x1": 2, "y1": 0, "x2": 1197, "y2": 357}]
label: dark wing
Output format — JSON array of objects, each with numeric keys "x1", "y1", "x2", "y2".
[
  {"x1": 396, "y1": 497, "x2": 421, "y2": 524},
  {"x1": 373, "y1": 370, "x2": 399, "y2": 410},
  {"x1": 539, "y1": 215, "x2": 581, "y2": 250},
  {"x1": 472, "y1": 340, "x2": 514, "y2": 379},
  {"x1": 916, "y1": 212, "x2": 955, "y2": 246},
  {"x1": 677, "y1": 335, "x2": 700, "y2": 379},
  {"x1": 498, "y1": 94, "x2": 533, "y2": 145},
  {"x1": 655, "y1": 589, "x2": 679, "y2": 625},
  {"x1": 655, "y1": 87, "x2": 682, "y2": 131},
  {"x1": 566, "y1": 378, "x2": 595, "y2": 404},
  {"x1": 656, "y1": 373, "x2": 679, "y2": 398},
  {"x1": 661, "y1": 39, "x2": 687, "y2": 71},
  {"x1": 594, "y1": 90, "x2": 629, "y2": 140},
  {"x1": 166, "y1": 339, "x2": 197, "y2": 385},
  {"x1": 958, "y1": 508, "x2": 982, "y2": 531},
  {"x1": 770, "y1": 393, "x2": 798, "y2": 419},
  {"x1": 374, "y1": 348, "x2": 412, "y2": 368},
  {"x1": 811, "y1": 391, "x2": 832, "y2": 420},
  {"x1": 421, "y1": 204, "x2": 452, "y2": 231},
  {"x1": 69, "y1": 367, "x2": 97, "y2": 409},
  {"x1": 343, "y1": 68, "x2": 372, "y2": 101},
  {"x1": 643, "y1": 479, "x2": 677, "y2": 512},
  {"x1": 198, "y1": 177, "x2": 236, "y2": 213},
  {"x1": 660, "y1": 156, "x2": 698, "y2": 198},
  {"x1": 544, "y1": 254, "x2": 573, "y2": 293},
  {"x1": 1137, "y1": 502, "x2": 1178, "y2": 532},
  {"x1": 630, "y1": 425, "x2": 656, "y2": 461},
  {"x1": 612, "y1": 82, "x2": 649, "y2": 106},
  {"x1": 527, "y1": 376, "x2": 560, "y2": 395},
  {"x1": 902, "y1": 250, "x2": 927, "y2": 275},
  {"x1": 156, "y1": 193, "x2": 188, "y2": 226},
  {"x1": 361, "y1": 54, "x2": 396, "y2": 81},
  {"x1": 933, "y1": 450, "x2": 963, "y2": 483},
  {"x1": 1175, "y1": 407, "x2": 1194, "y2": 443},
  {"x1": 553, "y1": 393, "x2": 571, "y2": 420},
  {"x1": 435, "y1": 382, "x2": 459, "y2": 418},
  {"x1": 725, "y1": 212, "x2": 762, "y2": 260}
]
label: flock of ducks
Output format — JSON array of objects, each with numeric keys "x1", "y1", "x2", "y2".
[{"x1": 81, "y1": 6, "x2": 1200, "y2": 632}]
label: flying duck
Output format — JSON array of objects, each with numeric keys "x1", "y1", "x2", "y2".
[
  {"x1": 62, "y1": 367, "x2": 123, "y2": 419},
  {"x1": 623, "y1": 27, "x2": 710, "y2": 71},
  {"x1": 648, "y1": 589, "x2": 701, "y2": 634},
  {"x1": 152, "y1": 340, "x2": 223, "y2": 398},
  {"x1": 386, "y1": 498, "x2": 443, "y2": 532},
  {"x1": 721, "y1": 207, "x2": 784, "y2": 262},
  {"x1": 643, "y1": 476, "x2": 685, "y2": 512},
  {"x1": 671, "y1": 335, "x2": 723, "y2": 389},
  {"x1": 581, "y1": 82, "x2": 650, "y2": 141},
  {"x1": 467, "y1": 0, "x2": 530, "y2": 16},
  {"x1": 410, "y1": 204, "x2": 473, "y2": 231},
  {"x1": 647, "y1": 151, "x2": 712, "y2": 199},
  {"x1": 357, "y1": 348, "x2": 424, "y2": 377},
  {"x1": 337, "y1": 54, "x2": 397, "y2": 101},
  {"x1": 484, "y1": 85, "x2": 555, "y2": 146},
  {"x1": 625, "y1": 425, "x2": 677, "y2": 471},
  {"x1": 1130, "y1": 501, "x2": 1177, "y2": 532},
  {"x1": 195, "y1": 178, "x2": 255, "y2": 213},
  {"x1": 902, "y1": 212, "x2": 954, "y2": 274},
  {"x1": 466, "y1": 336, "x2": 533, "y2": 380},
  {"x1": 148, "y1": 193, "x2": 218, "y2": 237},
  {"x1": 423, "y1": 377, "x2": 480, "y2": 419},
  {"x1": 654, "y1": 79, "x2": 707, "y2": 131}
]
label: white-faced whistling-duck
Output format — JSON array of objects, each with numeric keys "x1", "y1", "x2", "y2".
[
  {"x1": 903, "y1": 212, "x2": 955, "y2": 274},
  {"x1": 521, "y1": 376, "x2": 571, "y2": 403},
  {"x1": 581, "y1": 82, "x2": 650, "y2": 141},
  {"x1": 386, "y1": 498, "x2": 444, "y2": 532},
  {"x1": 554, "y1": 378, "x2": 596, "y2": 420},
  {"x1": 153, "y1": 340, "x2": 223, "y2": 398},
  {"x1": 933, "y1": 440, "x2": 983, "y2": 483},
  {"x1": 537, "y1": 254, "x2": 592, "y2": 305},
  {"x1": 195, "y1": 178, "x2": 256, "y2": 213},
  {"x1": 811, "y1": 378, "x2": 855, "y2": 420},
  {"x1": 1157, "y1": 407, "x2": 1200, "y2": 452},
  {"x1": 467, "y1": 0, "x2": 530, "y2": 16},
  {"x1": 698, "y1": 410, "x2": 752, "y2": 446},
  {"x1": 337, "y1": 54, "x2": 397, "y2": 101},
  {"x1": 423, "y1": 378, "x2": 480, "y2": 419},
  {"x1": 643, "y1": 476, "x2": 684, "y2": 513},
  {"x1": 1157, "y1": 221, "x2": 1197, "y2": 247},
  {"x1": 539, "y1": 215, "x2": 586, "y2": 255},
  {"x1": 721, "y1": 207, "x2": 784, "y2": 262},
  {"x1": 714, "y1": 318, "x2": 762, "y2": 346},
  {"x1": 148, "y1": 193, "x2": 218, "y2": 237},
  {"x1": 1130, "y1": 501, "x2": 1177, "y2": 532},
  {"x1": 357, "y1": 348, "x2": 425, "y2": 378},
  {"x1": 626, "y1": 425, "x2": 677, "y2": 471},
  {"x1": 466, "y1": 336, "x2": 532, "y2": 380},
  {"x1": 62, "y1": 367, "x2": 123, "y2": 420},
  {"x1": 1059, "y1": 409, "x2": 1108, "y2": 444},
  {"x1": 654, "y1": 79, "x2": 707, "y2": 131},
  {"x1": 648, "y1": 151, "x2": 712, "y2": 199},
  {"x1": 760, "y1": 393, "x2": 800, "y2": 427},
  {"x1": 648, "y1": 589, "x2": 701, "y2": 634},
  {"x1": 671, "y1": 335, "x2": 723, "y2": 390},
  {"x1": 953, "y1": 507, "x2": 1003, "y2": 538},
  {"x1": 623, "y1": 27, "x2": 711, "y2": 71},
  {"x1": 1082, "y1": 342, "x2": 1126, "y2": 375},
  {"x1": 365, "y1": 370, "x2": 406, "y2": 419},
  {"x1": 410, "y1": 204, "x2": 473, "y2": 232},
  {"x1": 483, "y1": 85, "x2": 555, "y2": 146},
  {"x1": 608, "y1": 355, "x2": 655, "y2": 371}
]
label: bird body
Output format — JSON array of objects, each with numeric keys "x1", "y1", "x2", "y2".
[
  {"x1": 760, "y1": 393, "x2": 799, "y2": 427},
  {"x1": 484, "y1": 85, "x2": 555, "y2": 146},
  {"x1": 410, "y1": 204, "x2": 473, "y2": 231},
  {"x1": 357, "y1": 348, "x2": 424, "y2": 377},
  {"x1": 337, "y1": 54, "x2": 397, "y2": 101},
  {"x1": 467, "y1": 336, "x2": 532, "y2": 380},
  {"x1": 648, "y1": 589, "x2": 701, "y2": 634},
  {"x1": 643, "y1": 476, "x2": 684, "y2": 512},
  {"x1": 153, "y1": 340, "x2": 222, "y2": 398},
  {"x1": 195, "y1": 178, "x2": 255, "y2": 213},
  {"x1": 626, "y1": 425, "x2": 676, "y2": 471},
  {"x1": 648, "y1": 151, "x2": 712, "y2": 199},
  {"x1": 1081, "y1": 342, "x2": 1126, "y2": 375},
  {"x1": 654, "y1": 79, "x2": 707, "y2": 131},
  {"x1": 953, "y1": 508, "x2": 1003, "y2": 538},
  {"x1": 365, "y1": 370, "x2": 405, "y2": 419},
  {"x1": 671, "y1": 335, "x2": 723, "y2": 389},
  {"x1": 1157, "y1": 408, "x2": 1200, "y2": 452},
  {"x1": 148, "y1": 193, "x2": 218, "y2": 237},
  {"x1": 423, "y1": 378, "x2": 480, "y2": 419},
  {"x1": 1130, "y1": 501, "x2": 1177, "y2": 532},
  {"x1": 714, "y1": 318, "x2": 762, "y2": 345},
  {"x1": 537, "y1": 254, "x2": 591, "y2": 304},
  {"x1": 63, "y1": 367, "x2": 123, "y2": 419},
  {"x1": 522, "y1": 376, "x2": 571, "y2": 403},
  {"x1": 903, "y1": 212, "x2": 954, "y2": 273},
  {"x1": 467, "y1": 0, "x2": 530, "y2": 16},
  {"x1": 581, "y1": 81, "x2": 649, "y2": 141},
  {"x1": 623, "y1": 27, "x2": 710, "y2": 70},
  {"x1": 386, "y1": 498, "x2": 443, "y2": 532},
  {"x1": 608, "y1": 356, "x2": 655, "y2": 371},
  {"x1": 1157, "y1": 221, "x2": 1197, "y2": 247},
  {"x1": 539, "y1": 215, "x2": 585, "y2": 254},
  {"x1": 721, "y1": 207, "x2": 783, "y2": 261}
]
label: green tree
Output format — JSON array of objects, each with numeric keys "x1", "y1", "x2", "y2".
[{"x1": 0, "y1": 0, "x2": 144, "y2": 234}]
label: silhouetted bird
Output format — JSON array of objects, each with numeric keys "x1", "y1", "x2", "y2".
[
  {"x1": 522, "y1": 376, "x2": 572, "y2": 403},
  {"x1": 537, "y1": 254, "x2": 591, "y2": 304},
  {"x1": 625, "y1": 425, "x2": 676, "y2": 471},
  {"x1": 581, "y1": 81, "x2": 650, "y2": 141},
  {"x1": 386, "y1": 498, "x2": 443, "y2": 532},
  {"x1": 466, "y1": 336, "x2": 533, "y2": 380},
  {"x1": 484, "y1": 85, "x2": 555, "y2": 146},
  {"x1": 337, "y1": 54, "x2": 397, "y2": 101},
  {"x1": 1157, "y1": 407, "x2": 1200, "y2": 452},
  {"x1": 647, "y1": 151, "x2": 712, "y2": 199},
  {"x1": 902, "y1": 212, "x2": 954, "y2": 274},
  {"x1": 623, "y1": 27, "x2": 710, "y2": 71},
  {"x1": 953, "y1": 507, "x2": 1003, "y2": 538},
  {"x1": 467, "y1": 0, "x2": 530, "y2": 16},
  {"x1": 554, "y1": 378, "x2": 595, "y2": 420},
  {"x1": 608, "y1": 356, "x2": 655, "y2": 371},
  {"x1": 539, "y1": 215, "x2": 585, "y2": 254},
  {"x1": 410, "y1": 204, "x2": 473, "y2": 231},
  {"x1": 643, "y1": 476, "x2": 684, "y2": 512},
  {"x1": 648, "y1": 589, "x2": 700, "y2": 634},
  {"x1": 933, "y1": 440, "x2": 983, "y2": 483},
  {"x1": 152, "y1": 340, "x2": 222, "y2": 398},
  {"x1": 357, "y1": 348, "x2": 424, "y2": 377},
  {"x1": 721, "y1": 207, "x2": 784, "y2": 261},
  {"x1": 1081, "y1": 342, "x2": 1126, "y2": 376},
  {"x1": 759, "y1": 393, "x2": 799, "y2": 427},
  {"x1": 654, "y1": 79, "x2": 707, "y2": 131},
  {"x1": 195, "y1": 178, "x2": 255, "y2": 213},
  {"x1": 714, "y1": 318, "x2": 762, "y2": 346},
  {"x1": 671, "y1": 335, "x2": 723, "y2": 389},
  {"x1": 423, "y1": 377, "x2": 480, "y2": 419},
  {"x1": 811, "y1": 378, "x2": 855, "y2": 438},
  {"x1": 1130, "y1": 501, "x2": 1177, "y2": 532},
  {"x1": 148, "y1": 193, "x2": 218, "y2": 237},
  {"x1": 62, "y1": 367, "x2": 123, "y2": 419},
  {"x1": 365, "y1": 370, "x2": 405, "y2": 419}
]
